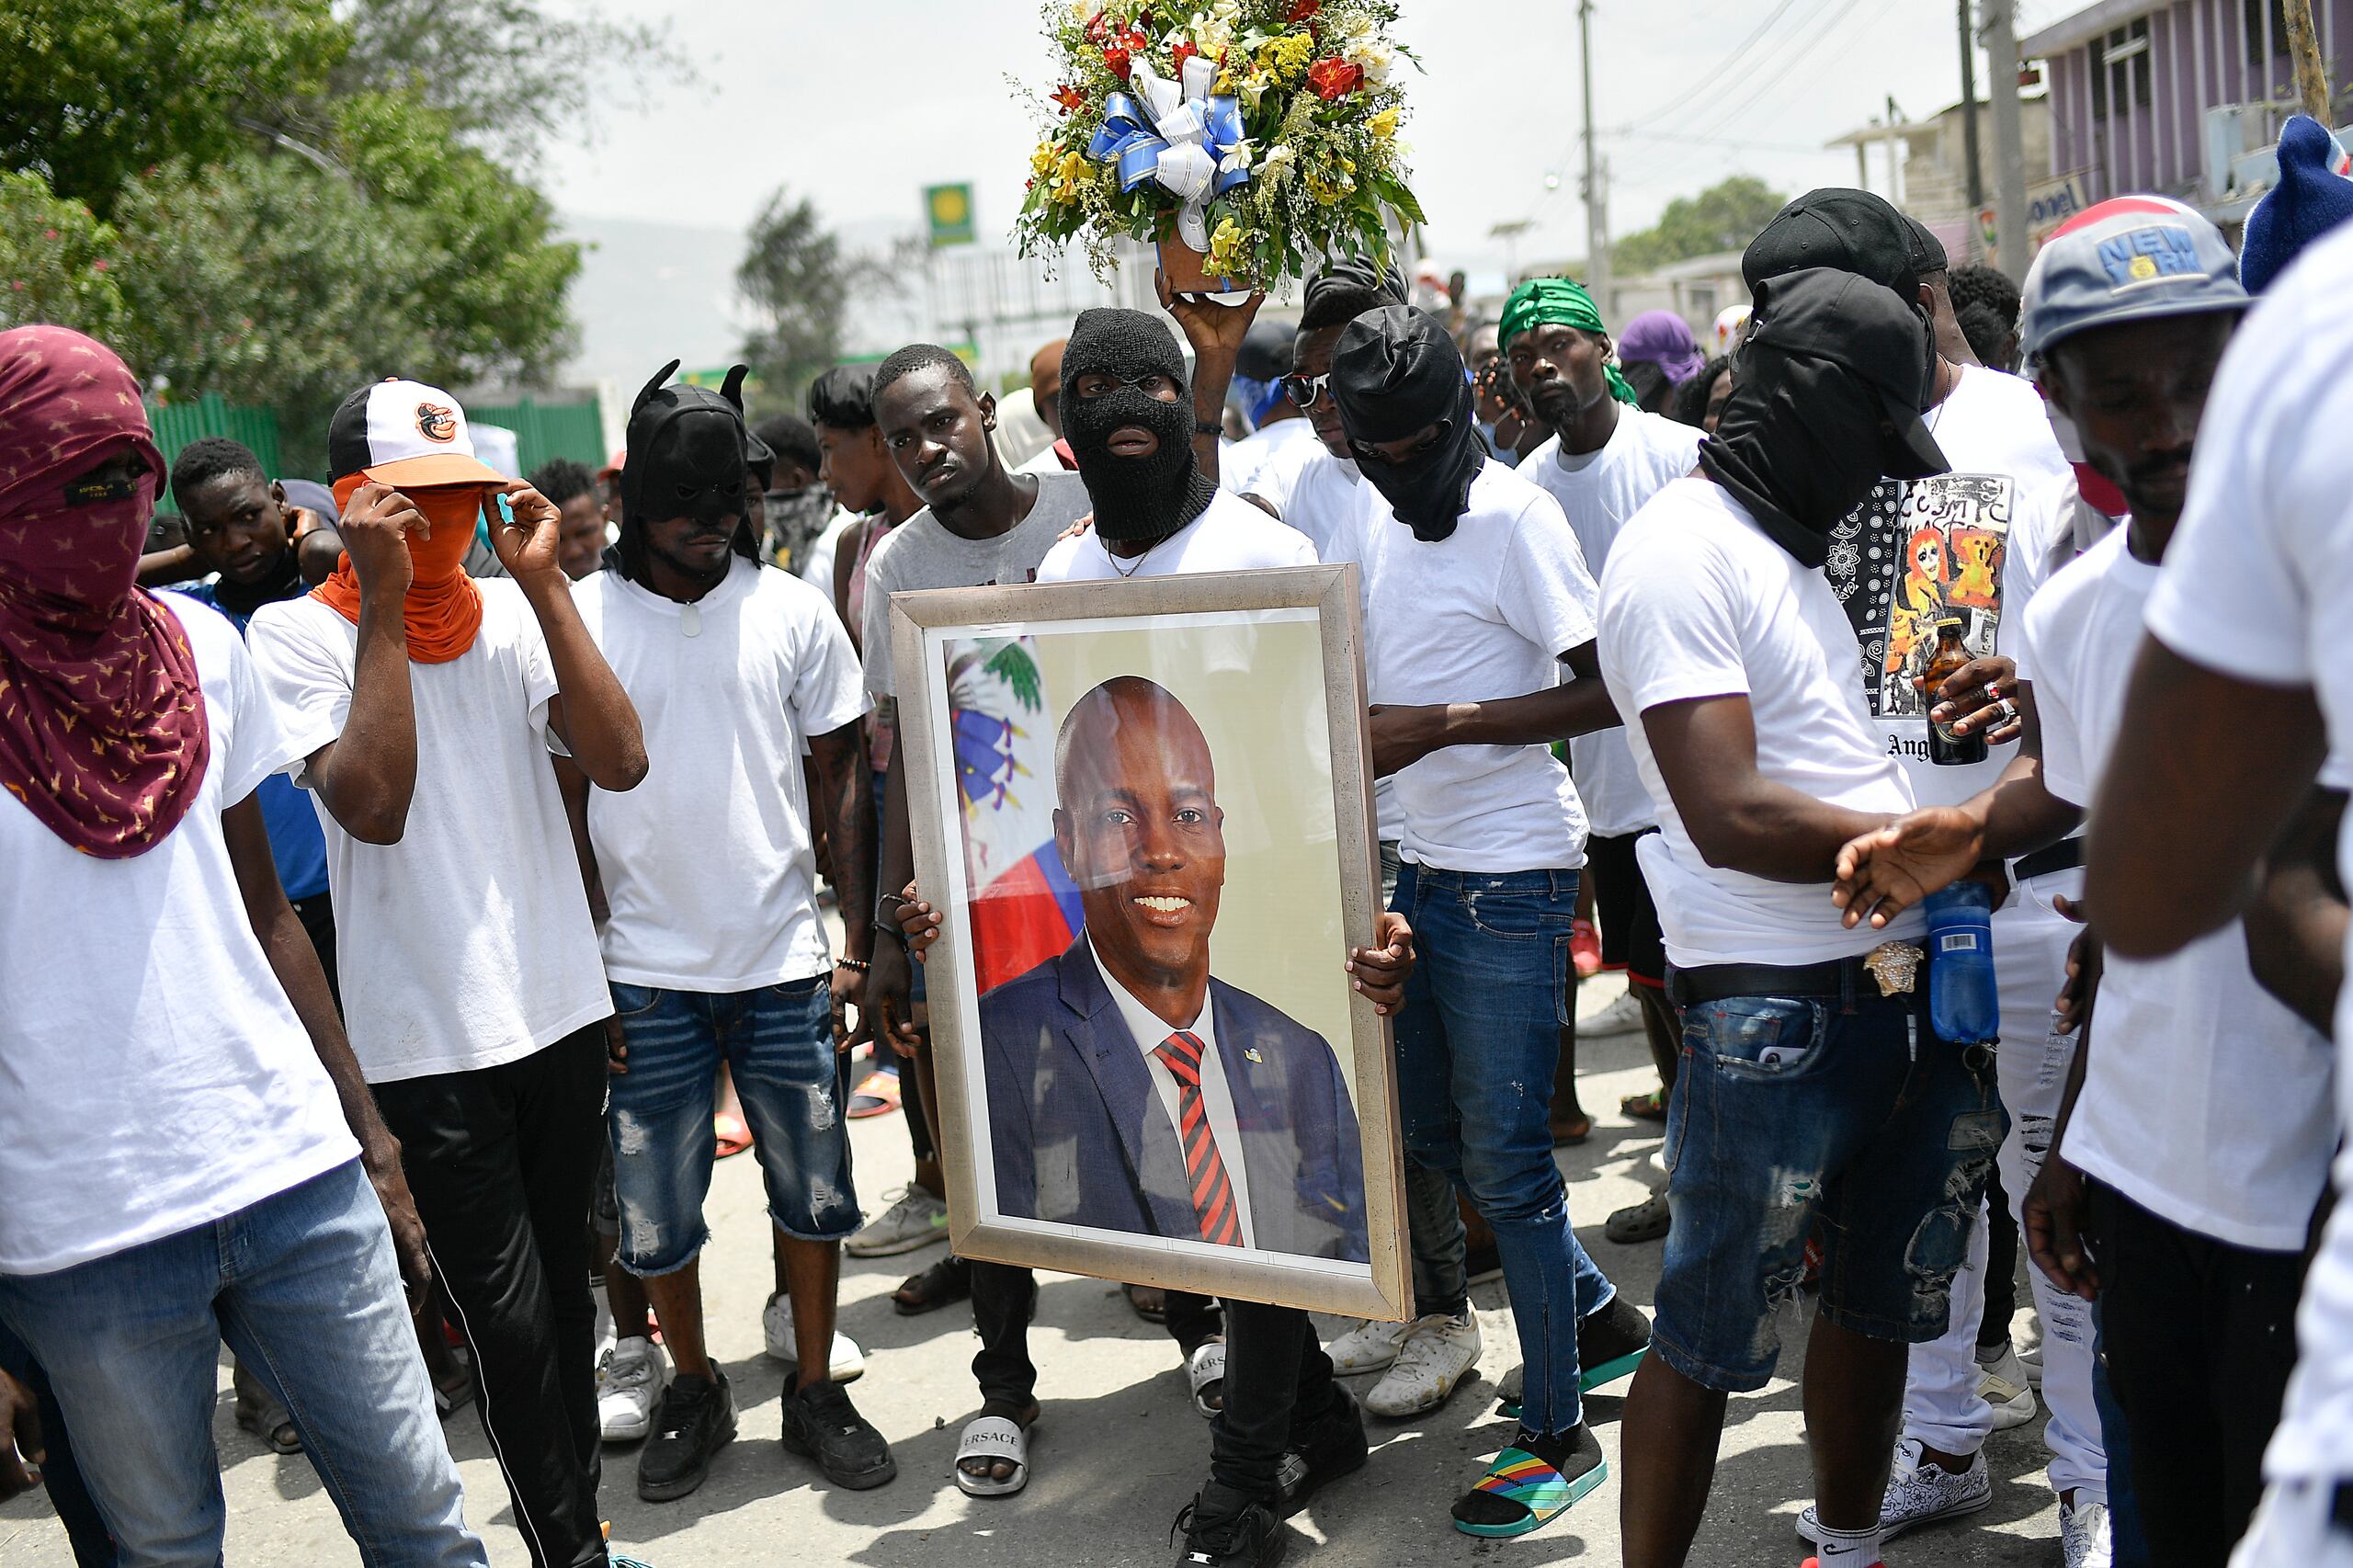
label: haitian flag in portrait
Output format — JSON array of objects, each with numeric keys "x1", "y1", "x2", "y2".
[{"x1": 946, "y1": 637, "x2": 1083, "y2": 993}]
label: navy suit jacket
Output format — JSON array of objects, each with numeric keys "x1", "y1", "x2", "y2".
[{"x1": 979, "y1": 937, "x2": 1370, "y2": 1263}]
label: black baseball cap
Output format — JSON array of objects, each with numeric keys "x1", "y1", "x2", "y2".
[
  {"x1": 1746, "y1": 267, "x2": 1948, "y2": 481},
  {"x1": 1743, "y1": 187, "x2": 1921, "y2": 301},
  {"x1": 1236, "y1": 319, "x2": 1299, "y2": 381},
  {"x1": 1903, "y1": 215, "x2": 1949, "y2": 278}
]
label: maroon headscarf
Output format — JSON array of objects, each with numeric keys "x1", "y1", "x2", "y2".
[{"x1": 0, "y1": 326, "x2": 209, "y2": 857}]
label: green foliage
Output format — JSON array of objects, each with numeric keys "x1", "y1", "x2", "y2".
[
  {"x1": 737, "y1": 191, "x2": 862, "y2": 414},
  {"x1": 1612, "y1": 176, "x2": 1788, "y2": 276},
  {"x1": 0, "y1": 170, "x2": 127, "y2": 339},
  {"x1": 0, "y1": 0, "x2": 344, "y2": 215},
  {"x1": 2, "y1": 0, "x2": 596, "y2": 476}
]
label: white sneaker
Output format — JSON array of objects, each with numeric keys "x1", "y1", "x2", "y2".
[
  {"x1": 2062, "y1": 1497, "x2": 2113, "y2": 1568},
  {"x1": 1325, "y1": 1316, "x2": 1417, "y2": 1375},
  {"x1": 1583, "y1": 989, "x2": 1645, "y2": 1038},
  {"x1": 1362, "y1": 1312, "x2": 1481, "y2": 1417},
  {"x1": 761, "y1": 1290, "x2": 866, "y2": 1384},
  {"x1": 1796, "y1": 1437, "x2": 1993, "y2": 1542},
  {"x1": 845, "y1": 1185, "x2": 949, "y2": 1257},
  {"x1": 597, "y1": 1335, "x2": 669, "y2": 1444},
  {"x1": 2020, "y1": 1339, "x2": 2045, "y2": 1386},
  {"x1": 1976, "y1": 1345, "x2": 2040, "y2": 1431}
]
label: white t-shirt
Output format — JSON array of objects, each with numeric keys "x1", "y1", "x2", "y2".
[
  {"x1": 1600, "y1": 478, "x2": 1925, "y2": 966},
  {"x1": 0, "y1": 597, "x2": 357, "y2": 1275},
  {"x1": 1278, "y1": 454, "x2": 1400, "y2": 844},
  {"x1": 250, "y1": 583, "x2": 612, "y2": 1084},
  {"x1": 573, "y1": 560, "x2": 871, "y2": 992},
  {"x1": 1522, "y1": 409, "x2": 1704, "y2": 837},
  {"x1": 1037, "y1": 488, "x2": 1315, "y2": 582},
  {"x1": 2138, "y1": 222, "x2": 2353, "y2": 1482},
  {"x1": 1823, "y1": 365, "x2": 2070, "y2": 807},
  {"x1": 799, "y1": 506, "x2": 863, "y2": 597},
  {"x1": 1227, "y1": 415, "x2": 1324, "y2": 515},
  {"x1": 1327, "y1": 460, "x2": 1596, "y2": 873},
  {"x1": 2025, "y1": 529, "x2": 2333, "y2": 1250}
]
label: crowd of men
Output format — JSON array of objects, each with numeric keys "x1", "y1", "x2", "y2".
[{"x1": 6, "y1": 115, "x2": 2353, "y2": 1568}]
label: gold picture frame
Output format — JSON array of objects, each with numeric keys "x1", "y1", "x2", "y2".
[{"x1": 890, "y1": 564, "x2": 1408, "y2": 1321}]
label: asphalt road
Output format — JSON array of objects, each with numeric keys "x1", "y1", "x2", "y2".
[{"x1": 0, "y1": 974, "x2": 2064, "y2": 1567}]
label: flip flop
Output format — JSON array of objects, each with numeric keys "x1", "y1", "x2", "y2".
[
  {"x1": 848, "y1": 1067, "x2": 901, "y2": 1120},
  {"x1": 713, "y1": 1111, "x2": 752, "y2": 1159},
  {"x1": 1620, "y1": 1089, "x2": 1668, "y2": 1122},
  {"x1": 953, "y1": 1414, "x2": 1034, "y2": 1498},
  {"x1": 1455, "y1": 1446, "x2": 1608, "y2": 1539},
  {"x1": 1188, "y1": 1338, "x2": 1227, "y2": 1418},
  {"x1": 893, "y1": 1254, "x2": 972, "y2": 1316},
  {"x1": 1123, "y1": 1282, "x2": 1168, "y2": 1323},
  {"x1": 233, "y1": 1373, "x2": 303, "y2": 1455}
]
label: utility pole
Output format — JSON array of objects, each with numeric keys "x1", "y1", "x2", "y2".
[
  {"x1": 1985, "y1": 0, "x2": 2029, "y2": 278},
  {"x1": 1580, "y1": 0, "x2": 1611, "y2": 319},
  {"x1": 1958, "y1": 0, "x2": 1984, "y2": 236}
]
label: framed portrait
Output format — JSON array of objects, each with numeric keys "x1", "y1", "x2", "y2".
[{"x1": 892, "y1": 565, "x2": 1410, "y2": 1322}]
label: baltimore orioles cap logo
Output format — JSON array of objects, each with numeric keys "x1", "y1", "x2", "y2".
[{"x1": 415, "y1": 403, "x2": 459, "y2": 443}]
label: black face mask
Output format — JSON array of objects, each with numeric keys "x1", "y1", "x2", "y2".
[
  {"x1": 1060, "y1": 308, "x2": 1217, "y2": 543},
  {"x1": 1329, "y1": 305, "x2": 1487, "y2": 541},
  {"x1": 1697, "y1": 345, "x2": 1895, "y2": 569},
  {"x1": 619, "y1": 359, "x2": 758, "y2": 578}
]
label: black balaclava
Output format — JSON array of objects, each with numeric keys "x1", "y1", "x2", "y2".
[
  {"x1": 1698, "y1": 267, "x2": 1947, "y2": 567},
  {"x1": 1060, "y1": 308, "x2": 1216, "y2": 543},
  {"x1": 616, "y1": 359, "x2": 759, "y2": 579},
  {"x1": 1328, "y1": 306, "x2": 1485, "y2": 542}
]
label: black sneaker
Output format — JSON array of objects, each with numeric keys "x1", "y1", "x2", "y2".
[
  {"x1": 1172, "y1": 1488, "x2": 1288, "y2": 1568},
  {"x1": 779, "y1": 1377, "x2": 896, "y2": 1490},
  {"x1": 1577, "y1": 1293, "x2": 1652, "y2": 1392},
  {"x1": 636, "y1": 1370, "x2": 737, "y2": 1502},
  {"x1": 1274, "y1": 1385, "x2": 1367, "y2": 1517}
]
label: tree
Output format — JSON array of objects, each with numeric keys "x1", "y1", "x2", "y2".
[
  {"x1": 0, "y1": 170, "x2": 127, "y2": 339},
  {"x1": 331, "y1": 0, "x2": 684, "y2": 167},
  {"x1": 1612, "y1": 176, "x2": 1788, "y2": 276},
  {"x1": 0, "y1": 0, "x2": 344, "y2": 216},
  {"x1": 737, "y1": 192, "x2": 856, "y2": 413}
]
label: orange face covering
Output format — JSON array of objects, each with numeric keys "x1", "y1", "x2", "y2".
[{"x1": 311, "y1": 478, "x2": 489, "y2": 663}]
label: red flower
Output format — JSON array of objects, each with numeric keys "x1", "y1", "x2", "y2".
[
  {"x1": 1287, "y1": 0, "x2": 1321, "y2": 19},
  {"x1": 1085, "y1": 11, "x2": 1109, "y2": 42},
  {"x1": 1053, "y1": 83, "x2": 1087, "y2": 112},
  {"x1": 1103, "y1": 45, "x2": 1131, "y2": 77},
  {"x1": 1171, "y1": 40, "x2": 1198, "y2": 73},
  {"x1": 1306, "y1": 57, "x2": 1363, "y2": 98}
]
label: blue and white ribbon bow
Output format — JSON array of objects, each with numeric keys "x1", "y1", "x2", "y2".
[{"x1": 1086, "y1": 56, "x2": 1252, "y2": 251}]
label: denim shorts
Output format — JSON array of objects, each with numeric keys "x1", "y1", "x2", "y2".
[
  {"x1": 607, "y1": 977, "x2": 859, "y2": 1273},
  {"x1": 1651, "y1": 976, "x2": 2005, "y2": 1393}
]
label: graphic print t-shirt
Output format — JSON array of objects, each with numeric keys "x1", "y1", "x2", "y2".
[{"x1": 1821, "y1": 367, "x2": 2068, "y2": 807}]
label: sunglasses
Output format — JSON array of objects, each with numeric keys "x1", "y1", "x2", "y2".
[{"x1": 1281, "y1": 371, "x2": 1333, "y2": 409}]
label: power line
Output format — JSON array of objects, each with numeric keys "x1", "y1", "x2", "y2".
[{"x1": 1608, "y1": 0, "x2": 1830, "y2": 134}]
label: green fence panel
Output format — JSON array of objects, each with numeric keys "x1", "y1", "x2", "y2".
[
  {"x1": 466, "y1": 397, "x2": 608, "y2": 479},
  {"x1": 145, "y1": 394, "x2": 282, "y2": 511}
]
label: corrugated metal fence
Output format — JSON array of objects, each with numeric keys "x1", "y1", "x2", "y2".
[
  {"x1": 145, "y1": 395, "x2": 281, "y2": 506},
  {"x1": 467, "y1": 397, "x2": 608, "y2": 476}
]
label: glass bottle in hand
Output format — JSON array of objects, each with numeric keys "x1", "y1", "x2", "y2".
[{"x1": 1922, "y1": 614, "x2": 1987, "y2": 766}]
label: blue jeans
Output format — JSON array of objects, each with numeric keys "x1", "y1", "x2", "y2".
[
  {"x1": 1392, "y1": 861, "x2": 1614, "y2": 1437},
  {"x1": 608, "y1": 978, "x2": 860, "y2": 1274},
  {"x1": 0, "y1": 1160, "x2": 483, "y2": 1568},
  {"x1": 1655, "y1": 981, "x2": 2004, "y2": 1392}
]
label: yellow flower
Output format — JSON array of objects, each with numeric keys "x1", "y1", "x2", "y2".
[
  {"x1": 1369, "y1": 108, "x2": 1399, "y2": 140},
  {"x1": 1304, "y1": 165, "x2": 1356, "y2": 206},
  {"x1": 1030, "y1": 142, "x2": 1058, "y2": 177},
  {"x1": 1207, "y1": 217, "x2": 1249, "y2": 275},
  {"x1": 1257, "y1": 33, "x2": 1313, "y2": 84},
  {"x1": 1051, "y1": 151, "x2": 1097, "y2": 205}
]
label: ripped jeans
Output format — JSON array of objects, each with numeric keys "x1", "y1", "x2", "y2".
[
  {"x1": 1651, "y1": 975, "x2": 2005, "y2": 1393},
  {"x1": 608, "y1": 978, "x2": 860, "y2": 1276}
]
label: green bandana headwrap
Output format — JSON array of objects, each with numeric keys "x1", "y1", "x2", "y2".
[{"x1": 1498, "y1": 278, "x2": 1641, "y2": 406}]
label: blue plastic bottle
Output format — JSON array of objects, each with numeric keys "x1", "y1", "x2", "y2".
[{"x1": 1924, "y1": 881, "x2": 1999, "y2": 1045}]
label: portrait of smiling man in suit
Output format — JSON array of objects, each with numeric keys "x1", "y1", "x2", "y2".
[{"x1": 978, "y1": 674, "x2": 1370, "y2": 1264}]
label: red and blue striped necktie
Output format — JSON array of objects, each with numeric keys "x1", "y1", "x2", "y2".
[{"x1": 1153, "y1": 1029, "x2": 1244, "y2": 1247}]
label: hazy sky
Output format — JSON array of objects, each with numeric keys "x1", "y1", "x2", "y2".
[{"x1": 548, "y1": 0, "x2": 2086, "y2": 286}]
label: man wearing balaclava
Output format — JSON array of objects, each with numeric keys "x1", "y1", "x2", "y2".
[
  {"x1": 1044, "y1": 307, "x2": 1317, "y2": 581},
  {"x1": 1324, "y1": 304, "x2": 1653, "y2": 1540},
  {"x1": 0, "y1": 328, "x2": 492, "y2": 1565},
  {"x1": 1745, "y1": 191, "x2": 2094, "y2": 1553},
  {"x1": 250, "y1": 378, "x2": 651, "y2": 1568},
  {"x1": 563, "y1": 361, "x2": 894, "y2": 1501},
  {"x1": 1596, "y1": 266, "x2": 1992, "y2": 1568}
]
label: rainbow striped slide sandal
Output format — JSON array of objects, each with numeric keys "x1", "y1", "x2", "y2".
[{"x1": 1452, "y1": 1445, "x2": 1608, "y2": 1539}]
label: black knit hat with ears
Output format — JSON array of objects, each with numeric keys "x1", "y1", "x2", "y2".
[{"x1": 614, "y1": 360, "x2": 759, "y2": 579}]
